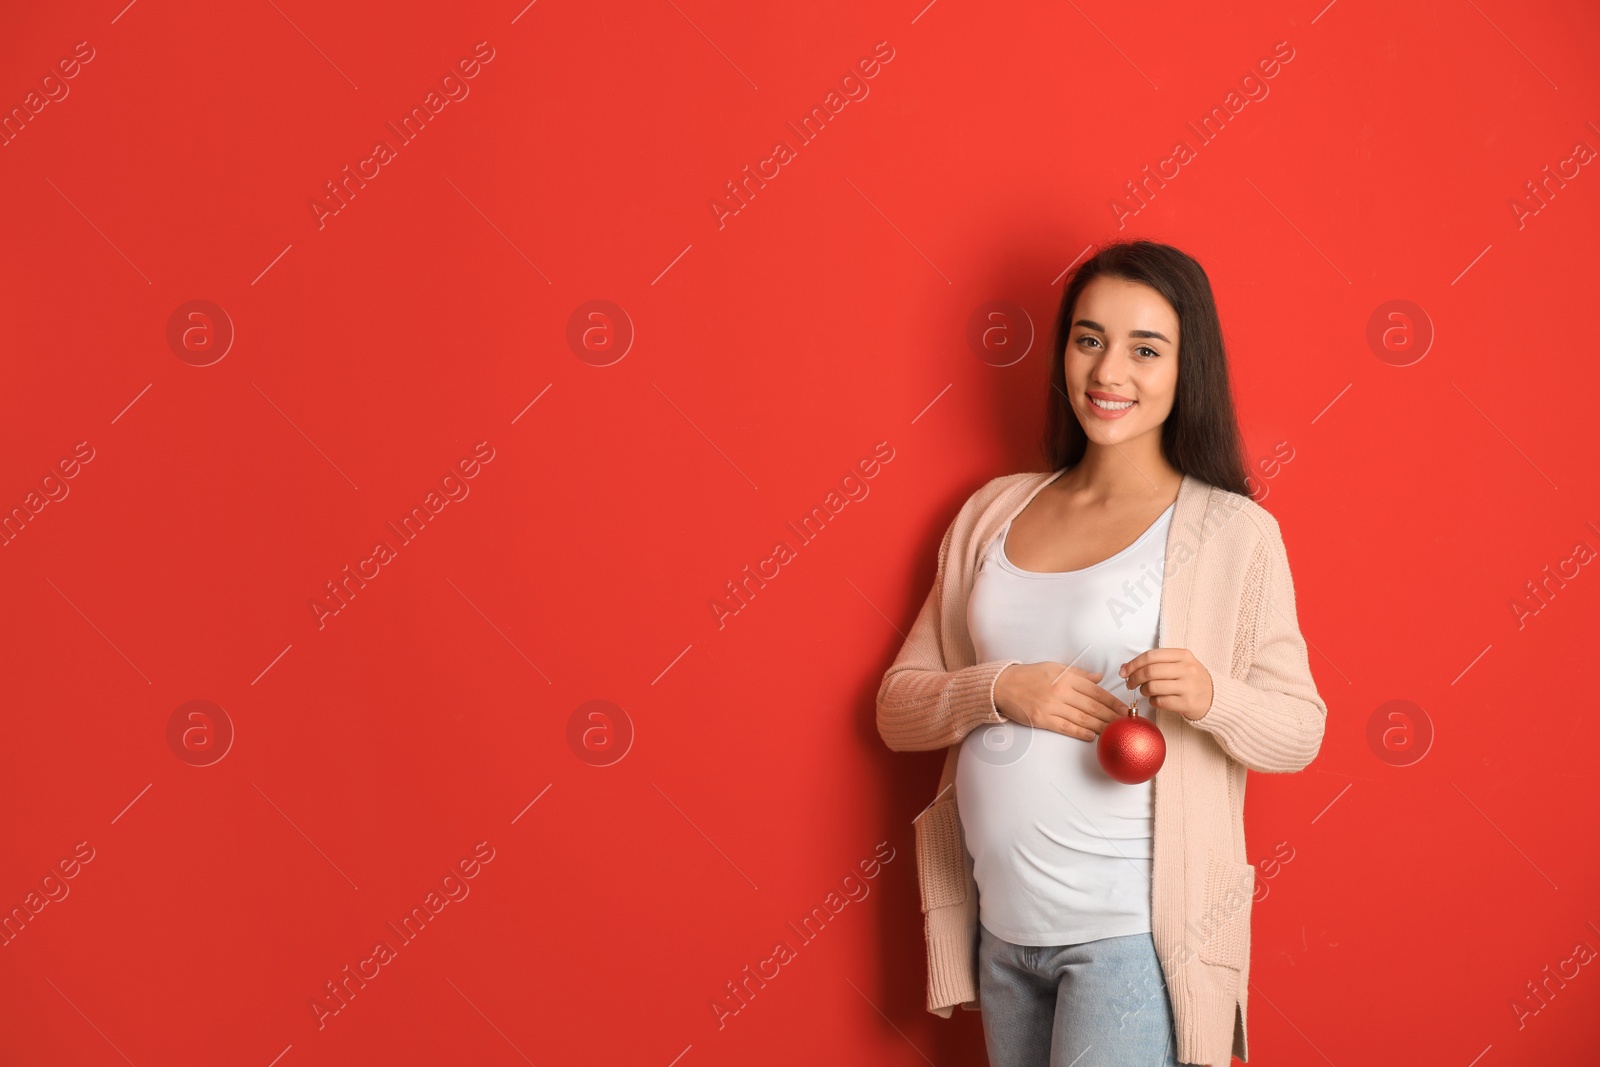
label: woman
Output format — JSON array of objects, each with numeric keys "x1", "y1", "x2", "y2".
[{"x1": 876, "y1": 240, "x2": 1327, "y2": 1067}]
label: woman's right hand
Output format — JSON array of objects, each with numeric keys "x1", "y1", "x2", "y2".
[{"x1": 993, "y1": 662, "x2": 1130, "y2": 742}]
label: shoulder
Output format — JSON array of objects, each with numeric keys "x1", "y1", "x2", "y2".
[
  {"x1": 1232, "y1": 492, "x2": 1286, "y2": 548},
  {"x1": 1187, "y1": 479, "x2": 1285, "y2": 557},
  {"x1": 937, "y1": 470, "x2": 1052, "y2": 559},
  {"x1": 972, "y1": 469, "x2": 1048, "y2": 508},
  {"x1": 1205, "y1": 486, "x2": 1302, "y2": 592},
  {"x1": 954, "y1": 470, "x2": 1053, "y2": 527}
]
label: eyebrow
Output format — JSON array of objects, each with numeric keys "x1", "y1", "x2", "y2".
[{"x1": 1072, "y1": 318, "x2": 1172, "y2": 344}]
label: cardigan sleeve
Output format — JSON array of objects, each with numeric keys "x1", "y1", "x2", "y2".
[
  {"x1": 876, "y1": 514, "x2": 1020, "y2": 753},
  {"x1": 1188, "y1": 517, "x2": 1328, "y2": 773}
]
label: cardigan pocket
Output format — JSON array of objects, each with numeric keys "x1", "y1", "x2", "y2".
[
  {"x1": 1197, "y1": 848, "x2": 1255, "y2": 971},
  {"x1": 913, "y1": 793, "x2": 967, "y2": 913}
]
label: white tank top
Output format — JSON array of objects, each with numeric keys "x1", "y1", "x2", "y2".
[{"x1": 956, "y1": 502, "x2": 1174, "y2": 946}]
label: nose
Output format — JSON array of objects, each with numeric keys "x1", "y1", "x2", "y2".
[{"x1": 1089, "y1": 345, "x2": 1132, "y2": 384}]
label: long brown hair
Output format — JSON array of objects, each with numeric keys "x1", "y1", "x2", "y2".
[{"x1": 1042, "y1": 239, "x2": 1251, "y2": 497}]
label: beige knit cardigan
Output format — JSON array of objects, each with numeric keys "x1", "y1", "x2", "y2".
[{"x1": 876, "y1": 468, "x2": 1327, "y2": 1067}]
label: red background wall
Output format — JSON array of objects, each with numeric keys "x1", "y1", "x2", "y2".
[{"x1": 2, "y1": 1, "x2": 1597, "y2": 1064}]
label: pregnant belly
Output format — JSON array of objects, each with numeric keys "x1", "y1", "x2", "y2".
[{"x1": 957, "y1": 720, "x2": 1153, "y2": 862}]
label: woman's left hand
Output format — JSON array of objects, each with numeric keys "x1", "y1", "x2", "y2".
[{"x1": 1120, "y1": 648, "x2": 1214, "y2": 721}]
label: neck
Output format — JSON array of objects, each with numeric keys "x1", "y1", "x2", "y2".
[{"x1": 1060, "y1": 439, "x2": 1182, "y2": 501}]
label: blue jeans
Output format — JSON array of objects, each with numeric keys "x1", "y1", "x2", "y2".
[{"x1": 977, "y1": 920, "x2": 1196, "y2": 1067}]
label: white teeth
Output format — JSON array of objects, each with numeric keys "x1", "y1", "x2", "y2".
[{"x1": 1091, "y1": 396, "x2": 1134, "y2": 410}]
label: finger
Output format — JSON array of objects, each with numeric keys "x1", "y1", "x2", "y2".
[
  {"x1": 1125, "y1": 662, "x2": 1183, "y2": 690},
  {"x1": 1124, "y1": 653, "x2": 1186, "y2": 677},
  {"x1": 1044, "y1": 713, "x2": 1096, "y2": 742},
  {"x1": 1089, "y1": 683, "x2": 1131, "y2": 716},
  {"x1": 1120, "y1": 648, "x2": 1186, "y2": 680},
  {"x1": 1063, "y1": 674, "x2": 1129, "y2": 714},
  {"x1": 1067, "y1": 707, "x2": 1109, "y2": 737},
  {"x1": 1069, "y1": 685, "x2": 1128, "y2": 722}
]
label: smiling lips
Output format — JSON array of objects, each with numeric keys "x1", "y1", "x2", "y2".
[{"x1": 1086, "y1": 390, "x2": 1136, "y2": 418}]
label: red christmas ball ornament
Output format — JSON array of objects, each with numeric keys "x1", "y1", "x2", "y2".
[{"x1": 1097, "y1": 696, "x2": 1166, "y2": 784}]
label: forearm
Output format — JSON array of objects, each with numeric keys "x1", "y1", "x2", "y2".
[
  {"x1": 877, "y1": 658, "x2": 1017, "y2": 752},
  {"x1": 1189, "y1": 529, "x2": 1328, "y2": 774},
  {"x1": 1191, "y1": 669, "x2": 1326, "y2": 773}
]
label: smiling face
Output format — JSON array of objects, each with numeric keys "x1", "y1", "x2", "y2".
[{"x1": 1064, "y1": 275, "x2": 1181, "y2": 448}]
